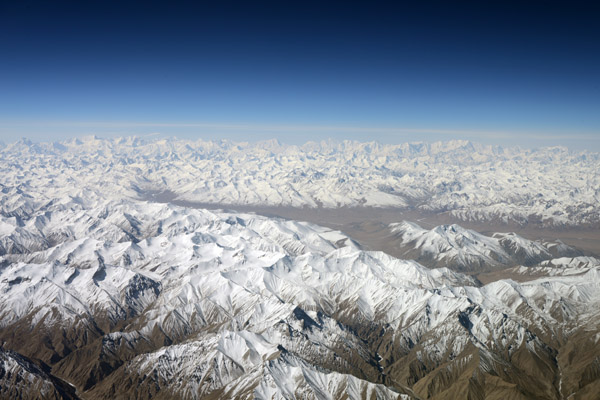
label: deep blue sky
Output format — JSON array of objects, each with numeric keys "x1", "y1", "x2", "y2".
[{"x1": 1, "y1": 0, "x2": 599, "y2": 149}]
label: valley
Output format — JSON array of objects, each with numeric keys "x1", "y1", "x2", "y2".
[{"x1": 150, "y1": 191, "x2": 600, "y2": 276}]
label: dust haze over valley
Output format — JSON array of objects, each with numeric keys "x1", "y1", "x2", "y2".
[
  {"x1": 151, "y1": 190, "x2": 600, "y2": 270},
  {"x1": 136, "y1": 136, "x2": 600, "y2": 268}
]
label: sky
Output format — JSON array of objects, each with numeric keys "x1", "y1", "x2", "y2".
[{"x1": 1, "y1": 0, "x2": 599, "y2": 150}]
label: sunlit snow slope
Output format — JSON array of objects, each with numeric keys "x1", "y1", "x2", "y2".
[{"x1": 389, "y1": 221, "x2": 579, "y2": 271}]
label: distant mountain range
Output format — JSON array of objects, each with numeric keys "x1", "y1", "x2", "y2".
[{"x1": 1, "y1": 137, "x2": 599, "y2": 226}]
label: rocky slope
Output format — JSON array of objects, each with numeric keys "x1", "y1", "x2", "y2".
[{"x1": 0, "y1": 349, "x2": 78, "y2": 399}]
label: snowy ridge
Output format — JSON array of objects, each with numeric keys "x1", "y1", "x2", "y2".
[
  {"x1": 508, "y1": 256, "x2": 600, "y2": 278},
  {"x1": 0, "y1": 201, "x2": 475, "y2": 330},
  {"x1": 118, "y1": 330, "x2": 409, "y2": 400},
  {"x1": 1, "y1": 136, "x2": 599, "y2": 225},
  {"x1": 389, "y1": 221, "x2": 578, "y2": 270}
]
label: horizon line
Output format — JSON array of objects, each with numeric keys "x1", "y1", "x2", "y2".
[{"x1": 1, "y1": 120, "x2": 599, "y2": 142}]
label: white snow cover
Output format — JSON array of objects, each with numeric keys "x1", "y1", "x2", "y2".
[
  {"x1": 1, "y1": 136, "x2": 599, "y2": 225},
  {"x1": 0, "y1": 200, "x2": 478, "y2": 328},
  {"x1": 389, "y1": 221, "x2": 572, "y2": 268},
  {"x1": 391, "y1": 221, "x2": 511, "y2": 264},
  {"x1": 131, "y1": 330, "x2": 409, "y2": 400}
]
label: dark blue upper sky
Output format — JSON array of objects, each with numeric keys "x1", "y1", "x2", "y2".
[{"x1": 1, "y1": 0, "x2": 599, "y2": 149}]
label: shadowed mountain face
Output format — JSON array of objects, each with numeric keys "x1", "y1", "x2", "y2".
[
  {"x1": 1, "y1": 198, "x2": 600, "y2": 399},
  {"x1": 0, "y1": 349, "x2": 78, "y2": 400}
]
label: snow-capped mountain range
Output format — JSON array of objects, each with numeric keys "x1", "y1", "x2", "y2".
[
  {"x1": 1, "y1": 196, "x2": 600, "y2": 398},
  {"x1": 388, "y1": 221, "x2": 579, "y2": 271},
  {"x1": 2, "y1": 136, "x2": 600, "y2": 399},
  {"x1": 1, "y1": 136, "x2": 599, "y2": 226}
]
